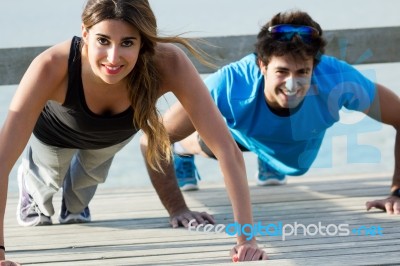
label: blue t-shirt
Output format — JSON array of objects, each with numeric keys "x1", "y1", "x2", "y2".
[{"x1": 205, "y1": 53, "x2": 376, "y2": 175}]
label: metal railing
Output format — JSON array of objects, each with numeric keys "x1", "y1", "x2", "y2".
[{"x1": 1, "y1": 27, "x2": 399, "y2": 85}]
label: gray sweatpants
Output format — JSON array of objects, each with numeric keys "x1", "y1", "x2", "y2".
[{"x1": 21, "y1": 134, "x2": 134, "y2": 216}]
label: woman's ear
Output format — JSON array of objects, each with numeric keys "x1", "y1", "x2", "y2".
[{"x1": 81, "y1": 23, "x2": 89, "y2": 43}]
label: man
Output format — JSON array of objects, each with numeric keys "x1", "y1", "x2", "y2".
[{"x1": 147, "y1": 10, "x2": 400, "y2": 214}]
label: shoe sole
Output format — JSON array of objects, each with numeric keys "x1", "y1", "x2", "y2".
[
  {"x1": 59, "y1": 214, "x2": 91, "y2": 224},
  {"x1": 256, "y1": 177, "x2": 287, "y2": 186},
  {"x1": 180, "y1": 184, "x2": 199, "y2": 191},
  {"x1": 59, "y1": 218, "x2": 91, "y2": 224},
  {"x1": 16, "y1": 166, "x2": 52, "y2": 226}
]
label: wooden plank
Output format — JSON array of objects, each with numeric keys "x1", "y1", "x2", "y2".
[{"x1": 4, "y1": 172, "x2": 400, "y2": 265}]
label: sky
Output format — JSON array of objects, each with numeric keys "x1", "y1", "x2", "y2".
[{"x1": 1, "y1": 0, "x2": 400, "y2": 48}]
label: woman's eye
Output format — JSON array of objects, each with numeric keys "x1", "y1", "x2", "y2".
[
  {"x1": 121, "y1": 40, "x2": 134, "y2": 47},
  {"x1": 97, "y1": 38, "x2": 109, "y2": 45}
]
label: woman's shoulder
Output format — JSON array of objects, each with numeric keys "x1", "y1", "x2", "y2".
[
  {"x1": 154, "y1": 43, "x2": 187, "y2": 67},
  {"x1": 154, "y1": 43, "x2": 195, "y2": 93},
  {"x1": 23, "y1": 39, "x2": 73, "y2": 101},
  {"x1": 35, "y1": 39, "x2": 72, "y2": 70},
  {"x1": 28, "y1": 39, "x2": 74, "y2": 88}
]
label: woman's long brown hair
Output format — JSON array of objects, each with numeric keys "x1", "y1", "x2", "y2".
[{"x1": 81, "y1": 0, "x2": 211, "y2": 172}]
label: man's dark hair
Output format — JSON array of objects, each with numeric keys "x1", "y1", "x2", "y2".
[{"x1": 255, "y1": 10, "x2": 327, "y2": 67}]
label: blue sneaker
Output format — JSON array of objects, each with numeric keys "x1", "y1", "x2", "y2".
[
  {"x1": 174, "y1": 153, "x2": 200, "y2": 191},
  {"x1": 58, "y1": 198, "x2": 91, "y2": 224},
  {"x1": 16, "y1": 165, "x2": 52, "y2": 226},
  {"x1": 256, "y1": 158, "x2": 287, "y2": 186}
]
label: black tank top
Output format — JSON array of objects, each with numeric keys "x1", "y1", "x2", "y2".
[{"x1": 33, "y1": 36, "x2": 139, "y2": 149}]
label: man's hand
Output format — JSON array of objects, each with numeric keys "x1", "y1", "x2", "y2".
[
  {"x1": 230, "y1": 242, "x2": 268, "y2": 262},
  {"x1": 366, "y1": 196, "x2": 400, "y2": 214},
  {"x1": 170, "y1": 209, "x2": 215, "y2": 228}
]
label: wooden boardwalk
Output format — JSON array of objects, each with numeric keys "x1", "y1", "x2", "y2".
[{"x1": 4, "y1": 172, "x2": 400, "y2": 265}]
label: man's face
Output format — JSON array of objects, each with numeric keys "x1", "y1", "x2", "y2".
[{"x1": 260, "y1": 55, "x2": 314, "y2": 110}]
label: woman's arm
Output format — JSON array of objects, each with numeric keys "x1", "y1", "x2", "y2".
[
  {"x1": 0, "y1": 41, "x2": 69, "y2": 262},
  {"x1": 155, "y1": 43, "x2": 267, "y2": 261}
]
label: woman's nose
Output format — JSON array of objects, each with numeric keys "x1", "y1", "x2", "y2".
[{"x1": 107, "y1": 46, "x2": 120, "y2": 64}]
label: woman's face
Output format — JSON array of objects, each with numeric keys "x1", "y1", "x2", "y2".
[{"x1": 82, "y1": 19, "x2": 142, "y2": 85}]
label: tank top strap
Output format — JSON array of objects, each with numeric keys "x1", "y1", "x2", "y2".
[{"x1": 64, "y1": 36, "x2": 83, "y2": 108}]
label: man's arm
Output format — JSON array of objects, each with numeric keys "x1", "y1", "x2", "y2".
[
  {"x1": 139, "y1": 99, "x2": 215, "y2": 227},
  {"x1": 391, "y1": 131, "x2": 400, "y2": 191},
  {"x1": 365, "y1": 83, "x2": 400, "y2": 214},
  {"x1": 140, "y1": 133, "x2": 214, "y2": 227}
]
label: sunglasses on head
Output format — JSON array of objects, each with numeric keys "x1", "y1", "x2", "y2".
[{"x1": 268, "y1": 24, "x2": 320, "y2": 43}]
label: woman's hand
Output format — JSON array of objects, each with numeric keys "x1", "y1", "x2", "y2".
[
  {"x1": 0, "y1": 260, "x2": 21, "y2": 266},
  {"x1": 230, "y1": 241, "x2": 268, "y2": 262}
]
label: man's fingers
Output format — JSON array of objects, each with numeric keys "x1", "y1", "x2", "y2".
[
  {"x1": 201, "y1": 212, "x2": 215, "y2": 224},
  {"x1": 191, "y1": 213, "x2": 205, "y2": 225},
  {"x1": 366, "y1": 200, "x2": 385, "y2": 211},
  {"x1": 170, "y1": 217, "x2": 179, "y2": 228},
  {"x1": 192, "y1": 212, "x2": 215, "y2": 225},
  {"x1": 365, "y1": 198, "x2": 400, "y2": 215},
  {"x1": 385, "y1": 201, "x2": 394, "y2": 214},
  {"x1": 393, "y1": 200, "x2": 400, "y2": 214},
  {"x1": 171, "y1": 216, "x2": 192, "y2": 228},
  {"x1": 171, "y1": 211, "x2": 214, "y2": 228},
  {"x1": 181, "y1": 218, "x2": 191, "y2": 228},
  {"x1": 366, "y1": 201, "x2": 373, "y2": 211}
]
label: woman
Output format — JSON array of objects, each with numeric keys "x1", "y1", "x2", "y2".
[{"x1": 0, "y1": 0, "x2": 267, "y2": 264}]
